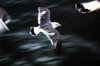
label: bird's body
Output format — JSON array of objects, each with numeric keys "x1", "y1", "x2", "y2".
[{"x1": 30, "y1": 6, "x2": 62, "y2": 55}]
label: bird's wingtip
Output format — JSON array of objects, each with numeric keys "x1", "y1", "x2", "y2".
[
  {"x1": 54, "y1": 39, "x2": 62, "y2": 56},
  {"x1": 30, "y1": 27, "x2": 36, "y2": 36}
]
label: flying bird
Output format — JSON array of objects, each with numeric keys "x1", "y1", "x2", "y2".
[
  {"x1": 75, "y1": 0, "x2": 100, "y2": 13},
  {"x1": 30, "y1": 6, "x2": 62, "y2": 55},
  {"x1": 0, "y1": 4, "x2": 11, "y2": 34}
]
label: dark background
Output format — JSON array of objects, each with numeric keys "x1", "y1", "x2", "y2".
[{"x1": 0, "y1": 0, "x2": 100, "y2": 66}]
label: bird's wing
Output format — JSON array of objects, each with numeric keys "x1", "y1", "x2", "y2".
[
  {"x1": 42, "y1": 28, "x2": 62, "y2": 55},
  {"x1": 0, "y1": 19, "x2": 9, "y2": 33},
  {"x1": 38, "y1": 7, "x2": 51, "y2": 25},
  {"x1": 75, "y1": 0, "x2": 100, "y2": 13}
]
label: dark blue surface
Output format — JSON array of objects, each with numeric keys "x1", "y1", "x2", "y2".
[{"x1": 0, "y1": 0, "x2": 100, "y2": 66}]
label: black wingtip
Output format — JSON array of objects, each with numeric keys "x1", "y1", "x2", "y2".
[
  {"x1": 76, "y1": 3, "x2": 90, "y2": 13},
  {"x1": 76, "y1": 3, "x2": 83, "y2": 9},
  {"x1": 54, "y1": 39, "x2": 62, "y2": 56},
  {"x1": 30, "y1": 27, "x2": 36, "y2": 36}
]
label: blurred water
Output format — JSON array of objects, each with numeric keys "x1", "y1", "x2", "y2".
[{"x1": 0, "y1": 0, "x2": 100, "y2": 66}]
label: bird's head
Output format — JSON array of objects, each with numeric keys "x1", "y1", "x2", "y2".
[{"x1": 52, "y1": 22, "x2": 62, "y2": 28}]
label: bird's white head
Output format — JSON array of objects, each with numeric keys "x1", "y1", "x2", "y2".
[{"x1": 51, "y1": 22, "x2": 62, "y2": 28}]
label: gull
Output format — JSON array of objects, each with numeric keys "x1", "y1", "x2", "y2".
[
  {"x1": 30, "y1": 6, "x2": 62, "y2": 55},
  {"x1": 75, "y1": 0, "x2": 100, "y2": 13}
]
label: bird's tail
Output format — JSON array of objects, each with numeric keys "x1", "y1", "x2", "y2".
[{"x1": 30, "y1": 26, "x2": 40, "y2": 36}]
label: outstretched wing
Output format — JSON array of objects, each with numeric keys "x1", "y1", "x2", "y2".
[
  {"x1": 37, "y1": 5, "x2": 62, "y2": 55},
  {"x1": 42, "y1": 28, "x2": 62, "y2": 55},
  {"x1": 38, "y1": 7, "x2": 51, "y2": 25},
  {"x1": 0, "y1": 19, "x2": 9, "y2": 33},
  {"x1": 75, "y1": 0, "x2": 100, "y2": 13}
]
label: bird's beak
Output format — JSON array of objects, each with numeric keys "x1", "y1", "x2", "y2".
[{"x1": 59, "y1": 24, "x2": 62, "y2": 27}]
